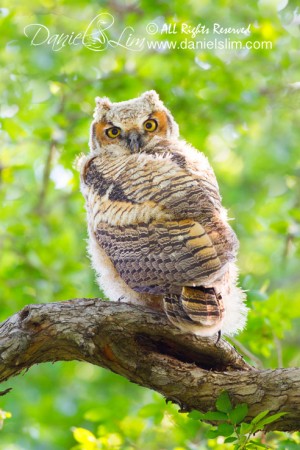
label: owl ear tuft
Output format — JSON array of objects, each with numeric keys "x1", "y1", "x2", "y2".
[
  {"x1": 95, "y1": 96, "x2": 111, "y2": 109},
  {"x1": 141, "y1": 90, "x2": 161, "y2": 107},
  {"x1": 94, "y1": 96, "x2": 112, "y2": 120}
]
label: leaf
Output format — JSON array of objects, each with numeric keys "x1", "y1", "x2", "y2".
[
  {"x1": 187, "y1": 410, "x2": 205, "y2": 420},
  {"x1": 217, "y1": 423, "x2": 235, "y2": 437},
  {"x1": 229, "y1": 403, "x2": 249, "y2": 424},
  {"x1": 203, "y1": 411, "x2": 228, "y2": 421},
  {"x1": 237, "y1": 435, "x2": 248, "y2": 445},
  {"x1": 225, "y1": 437, "x2": 238, "y2": 443},
  {"x1": 206, "y1": 428, "x2": 220, "y2": 439},
  {"x1": 239, "y1": 422, "x2": 253, "y2": 435},
  {"x1": 253, "y1": 412, "x2": 287, "y2": 432},
  {"x1": 251, "y1": 410, "x2": 270, "y2": 424},
  {"x1": 216, "y1": 391, "x2": 233, "y2": 413},
  {"x1": 248, "y1": 440, "x2": 269, "y2": 448}
]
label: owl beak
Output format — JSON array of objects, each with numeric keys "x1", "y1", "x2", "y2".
[{"x1": 127, "y1": 131, "x2": 141, "y2": 153}]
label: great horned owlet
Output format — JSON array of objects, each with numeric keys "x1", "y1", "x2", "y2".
[{"x1": 78, "y1": 90, "x2": 247, "y2": 337}]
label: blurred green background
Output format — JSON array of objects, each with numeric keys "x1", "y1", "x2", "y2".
[{"x1": 1, "y1": 0, "x2": 300, "y2": 448}]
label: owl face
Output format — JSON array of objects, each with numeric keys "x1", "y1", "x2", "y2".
[{"x1": 89, "y1": 90, "x2": 179, "y2": 155}]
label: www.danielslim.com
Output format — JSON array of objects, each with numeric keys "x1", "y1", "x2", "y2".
[{"x1": 146, "y1": 38, "x2": 272, "y2": 51}]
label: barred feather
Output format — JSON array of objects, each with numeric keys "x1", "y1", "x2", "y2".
[{"x1": 79, "y1": 91, "x2": 247, "y2": 337}]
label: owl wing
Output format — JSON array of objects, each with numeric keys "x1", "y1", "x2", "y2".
[{"x1": 83, "y1": 151, "x2": 237, "y2": 294}]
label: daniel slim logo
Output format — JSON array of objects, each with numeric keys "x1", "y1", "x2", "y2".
[
  {"x1": 23, "y1": 13, "x2": 259, "y2": 53},
  {"x1": 24, "y1": 13, "x2": 145, "y2": 52}
]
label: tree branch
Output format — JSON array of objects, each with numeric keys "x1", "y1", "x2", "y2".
[{"x1": 0, "y1": 299, "x2": 299, "y2": 431}]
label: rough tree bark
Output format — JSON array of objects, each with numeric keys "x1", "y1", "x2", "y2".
[{"x1": 0, "y1": 298, "x2": 299, "y2": 432}]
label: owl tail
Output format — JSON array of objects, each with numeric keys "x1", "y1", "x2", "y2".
[{"x1": 163, "y1": 286, "x2": 225, "y2": 337}]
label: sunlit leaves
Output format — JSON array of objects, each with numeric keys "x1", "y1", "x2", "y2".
[{"x1": 188, "y1": 392, "x2": 288, "y2": 449}]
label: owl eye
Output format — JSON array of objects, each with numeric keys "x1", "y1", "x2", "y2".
[
  {"x1": 143, "y1": 119, "x2": 158, "y2": 132},
  {"x1": 106, "y1": 127, "x2": 121, "y2": 138}
]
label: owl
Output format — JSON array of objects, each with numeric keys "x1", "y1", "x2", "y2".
[{"x1": 78, "y1": 90, "x2": 247, "y2": 337}]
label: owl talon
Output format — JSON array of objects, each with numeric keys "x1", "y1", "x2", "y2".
[
  {"x1": 216, "y1": 330, "x2": 222, "y2": 344},
  {"x1": 117, "y1": 295, "x2": 126, "y2": 302}
]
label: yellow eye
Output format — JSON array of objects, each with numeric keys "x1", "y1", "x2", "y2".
[
  {"x1": 143, "y1": 119, "x2": 158, "y2": 132},
  {"x1": 106, "y1": 127, "x2": 121, "y2": 138}
]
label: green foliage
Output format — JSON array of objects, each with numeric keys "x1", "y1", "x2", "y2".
[
  {"x1": 188, "y1": 391, "x2": 300, "y2": 450},
  {"x1": 1, "y1": 0, "x2": 300, "y2": 448},
  {"x1": 188, "y1": 392, "x2": 288, "y2": 449},
  {"x1": 70, "y1": 394, "x2": 203, "y2": 450},
  {"x1": 69, "y1": 392, "x2": 298, "y2": 450}
]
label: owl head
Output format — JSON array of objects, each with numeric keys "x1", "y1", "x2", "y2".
[{"x1": 89, "y1": 90, "x2": 179, "y2": 154}]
